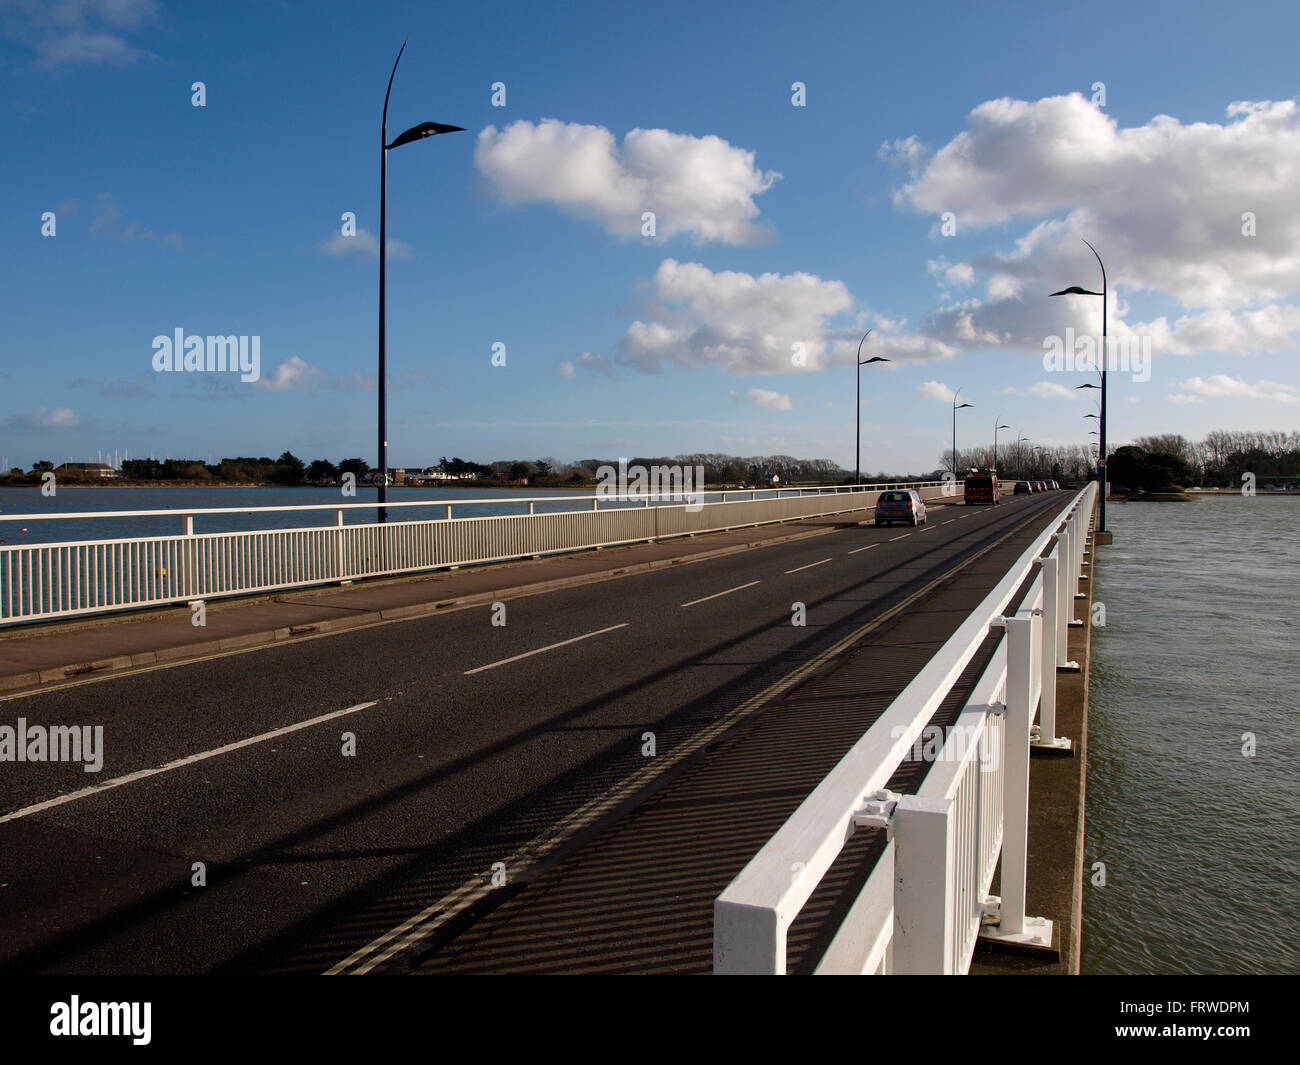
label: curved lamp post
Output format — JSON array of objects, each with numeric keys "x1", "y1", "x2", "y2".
[
  {"x1": 855, "y1": 330, "x2": 890, "y2": 484},
  {"x1": 378, "y1": 39, "x2": 465, "y2": 522},
  {"x1": 1051, "y1": 238, "x2": 1108, "y2": 533},
  {"x1": 952, "y1": 390, "x2": 973, "y2": 474},
  {"x1": 993, "y1": 419, "x2": 1010, "y2": 475},
  {"x1": 1016, "y1": 435, "x2": 1029, "y2": 479}
]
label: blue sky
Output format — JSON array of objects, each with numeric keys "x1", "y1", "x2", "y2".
[{"x1": 3, "y1": 0, "x2": 1299, "y2": 474}]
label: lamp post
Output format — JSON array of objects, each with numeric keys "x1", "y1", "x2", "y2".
[
  {"x1": 993, "y1": 419, "x2": 1010, "y2": 475},
  {"x1": 855, "y1": 330, "x2": 890, "y2": 484},
  {"x1": 951, "y1": 390, "x2": 973, "y2": 475},
  {"x1": 1051, "y1": 238, "x2": 1108, "y2": 534},
  {"x1": 1016, "y1": 435, "x2": 1029, "y2": 479},
  {"x1": 378, "y1": 39, "x2": 464, "y2": 522}
]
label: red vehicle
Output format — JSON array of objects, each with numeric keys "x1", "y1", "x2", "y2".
[{"x1": 963, "y1": 470, "x2": 1000, "y2": 505}]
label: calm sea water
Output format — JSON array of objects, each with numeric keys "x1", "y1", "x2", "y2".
[{"x1": 1082, "y1": 494, "x2": 1300, "y2": 974}]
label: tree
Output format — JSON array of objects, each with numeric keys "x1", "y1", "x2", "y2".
[
  {"x1": 307, "y1": 459, "x2": 339, "y2": 484},
  {"x1": 32, "y1": 460, "x2": 53, "y2": 471},
  {"x1": 271, "y1": 451, "x2": 306, "y2": 485},
  {"x1": 338, "y1": 457, "x2": 370, "y2": 477}
]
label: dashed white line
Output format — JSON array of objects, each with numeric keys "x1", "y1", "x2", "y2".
[
  {"x1": 784, "y1": 557, "x2": 832, "y2": 574},
  {"x1": 0, "y1": 701, "x2": 378, "y2": 826},
  {"x1": 943, "y1": 519, "x2": 955, "y2": 525},
  {"x1": 681, "y1": 581, "x2": 760, "y2": 608},
  {"x1": 464, "y1": 624, "x2": 629, "y2": 675},
  {"x1": 848, "y1": 543, "x2": 879, "y2": 555},
  {"x1": 888, "y1": 533, "x2": 912, "y2": 541}
]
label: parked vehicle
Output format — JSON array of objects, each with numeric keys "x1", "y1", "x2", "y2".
[
  {"x1": 1014, "y1": 481, "x2": 1031, "y2": 494},
  {"x1": 874, "y1": 488, "x2": 927, "y2": 526},
  {"x1": 963, "y1": 471, "x2": 999, "y2": 505}
]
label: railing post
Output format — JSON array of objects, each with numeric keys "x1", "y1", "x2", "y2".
[
  {"x1": 713, "y1": 901, "x2": 785, "y2": 975},
  {"x1": 335, "y1": 508, "x2": 345, "y2": 580},
  {"x1": 183, "y1": 515, "x2": 193, "y2": 536},
  {"x1": 892, "y1": 795, "x2": 957, "y2": 974},
  {"x1": 979, "y1": 613, "x2": 1052, "y2": 952},
  {"x1": 1034, "y1": 551, "x2": 1071, "y2": 751}
]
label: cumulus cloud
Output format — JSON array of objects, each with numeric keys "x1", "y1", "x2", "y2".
[
  {"x1": 475, "y1": 119, "x2": 780, "y2": 244},
  {"x1": 918, "y1": 381, "x2": 957, "y2": 403},
  {"x1": 255, "y1": 356, "x2": 327, "y2": 393},
  {"x1": 895, "y1": 93, "x2": 1300, "y2": 310},
  {"x1": 618, "y1": 259, "x2": 852, "y2": 373},
  {"x1": 90, "y1": 192, "x2": 181, "y2": 247},
  {"x1": 2, "y1": 0, "x2": 159, "y2": 69},
  {"x1": 558, "y1": 352, "x2": 613, "y2": 378},
  {"x1": 318, "y1": 228, "x2": 410, "y2": 260},
  {"x1": 1168, "y1": 374, "x2": 1299, "y2": 404},
  {"x1": 732, "y1": 387, "x2": 792, "y2": 411},
  {"x1": 10, "y1": 406, "x2": 84, "y2": 429}
]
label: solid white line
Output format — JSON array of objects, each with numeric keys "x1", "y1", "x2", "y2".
[
  {"x1": 889, "y1": 533, "x2": 912, "y2": 541},
  {"x1": 680, "y1": 581, "x2": 760, "y2": 608},
  {"x1": 463, "y1": 624, "x2": 629, "y2": 675},
  {"x1": 847, "y1": 543, "x2": 879, "y2": 555},
  {"x1": 784, "y1": 558, "x2": 832, "y2": 574},
  {"x1": 0, "y1": 701, "x2": 377, "y2": 826}
]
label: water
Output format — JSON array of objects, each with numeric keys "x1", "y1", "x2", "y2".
[{"x1": 1082, "y1": 494, "x2": 1300, "y2": 974}]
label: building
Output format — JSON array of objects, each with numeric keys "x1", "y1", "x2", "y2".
[{"x1": 54, "y1": 462, "x2": 121, "y2": 479}]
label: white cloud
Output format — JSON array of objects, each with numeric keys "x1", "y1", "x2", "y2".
[
  {"x1": 559, "y1": 352, "x2": 612, "y2": 378},
  {"x1": 20, "y1": 406, "x2": 84, "y2": 429},
  {"x1": 255, "y1": 355, "x2": 327, "y2": 393},
  {"x1": 475, "y1": 119, "x2": 780, "y2": 244},
  {"x1": 1168, "y1": 374, "x2": 1299, "y2": 404},
  {"x1": 894, "y1": 93, "x2": 1300, "y2": 310},
  {"x1": 1027, "y1": 381, "x2": 1076, "y2": 400},
  {"x1": 618, "y1": 259, "x2": 853, "y2": 373},
  {"x1": 318, "y1": 228, "x2": 410, "y2": 260},
  {"x1": 2, "y1": 0, "x2": 159, "y2": 69},
  {"x1": 918, "y1": 381, "x2": 957, "y2": 403},
  {"x1": 732, "y1": 387, "x2": 792, "y2": 411},
  {"x1": 90, "y1": 192, "x2": 181, "y2": 247}
]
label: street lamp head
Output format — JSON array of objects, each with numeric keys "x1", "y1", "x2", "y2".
[
  {"x1": 1049, "y1": 285, "x2": 1104, "y2": 298},
  {"x1": 859, "y1": 356, "x2": 890, "y2": 365},
  {"x1": 1075, "y1": 382, "x2": 1100, "y2": 390},
  {"x1": 1084, "y1": 413, "x2": 1099, "y2": 419},
  {"x1": 387, "y1": 121, "x2": 466, "y2": 149},
  {"x1": 956, "y1": 402, "x2": 973, "y2": 409},
  {"x1": 997, "y1": 423, "x2": 1010, "y2": 430}
]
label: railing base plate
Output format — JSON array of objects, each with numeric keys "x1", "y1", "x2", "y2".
[
  {"x1": 978, "y1": 915, "x2": 1057, "y2": 958},
  {"x1": 1056, "y1": 660, "x2": 1082, "y2": 673},
  {"x1": 1031, "y1": 736, "x2": 1074, "y2": 756}
]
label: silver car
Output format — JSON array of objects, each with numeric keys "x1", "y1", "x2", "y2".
[{"x1": 874, "y1": 488, "x2": 927, "y2": 527}]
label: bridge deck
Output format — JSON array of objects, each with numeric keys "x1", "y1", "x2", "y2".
[{"x1": 408, "y1": 507, "x2": 1058, "y2": 974}]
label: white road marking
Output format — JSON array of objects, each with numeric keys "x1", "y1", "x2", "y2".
[
  {"x1": 0, "y1": 701, "x2": 377, "y2": 826},
  {"x1": 784, "y1": 557, "x2": 832, "y2": 574},
  {"x1": 943, "y1": 519, "x2": 955, "y2": 525},
  {"x1": 463, "y1": 624, "x2": 629, "y2": 675},
  {"x1": 848, "y1": 543, "x2": 879, "y2": 555},
  {"x1": 889, "y1": 533, "x2": 912, "y2": 541},
  {"x1": 680, "y1": 581, "x2": 760, "y2": 608}
]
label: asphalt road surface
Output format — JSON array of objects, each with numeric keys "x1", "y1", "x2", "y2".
[{"x1": 0, "y1": 491, "x2": 1066, "y2": 974}]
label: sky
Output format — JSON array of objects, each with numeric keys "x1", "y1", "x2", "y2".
[{"x1": 2, "y1": 0, "x2": 1299, "y2": 475}]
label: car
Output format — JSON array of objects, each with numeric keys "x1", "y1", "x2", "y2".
[
  {"x1": 1014, "y1": 481, "x2": 1031, "y2": 495},
  {"x1": 1033, "y1": 480, "x2": 1045, "y2": 492},
  {"x1": 874, "y1": 488, "x2": 927, "y2": 526},
  {"x1": 1050, "y1": 480, "x2": 1061, "y2": 490}
]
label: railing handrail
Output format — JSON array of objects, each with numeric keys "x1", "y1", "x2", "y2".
[
  {"x1": 713, "y1": 484, "x2": 1095, "y2": 973},
  {"x1": 0, "y1": 481, "x2": 949, "y2": 525}
]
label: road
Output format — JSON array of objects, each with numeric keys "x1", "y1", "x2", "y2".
[{"x1": 0, "y1": 491, "x2": 1066, "y2": 974}]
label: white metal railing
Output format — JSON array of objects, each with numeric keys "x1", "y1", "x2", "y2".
[
  {"x1": 0, "y1": 481, "x2": 956, "y2": 625},
  {"x1": 714, "y1": 482, "x2": 1097, "y2": 975}
]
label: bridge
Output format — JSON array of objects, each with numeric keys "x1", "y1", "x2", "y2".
[{"x1": 0, "y1": 481, "x2": 1097, "y2": 974}]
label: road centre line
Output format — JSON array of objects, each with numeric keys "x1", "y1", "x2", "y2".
[
  {"x1": 889, "y1": 533, "x2": 912, "y2": 541},
  {"x1": 784, "y1": 558, "x2": 832, "y2": 575},
  {"x1": 847, "y1": 544, "x2": 879, "y2": 555},
  {"x1": 680, "y1": 581, "x2": 760, "y2": 608},
  {"x1": 463, "y1": 624, "x2": 629, "y2": 675},
  {"x1": 0, "y1": 701, "x2": 378, "y2": 826}
]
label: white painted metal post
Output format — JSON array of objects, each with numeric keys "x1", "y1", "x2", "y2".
[
  {"x1": 183, "y1": 515, "x2": 193, "y2": 535},
  {"x1": 1056, "y1": 527, "x2": 1073, "y2": 660},
  {"x1": 999, "y1": 614, "x2": 1036, "y2": 936},
  {"x1": 335, "y1": 508, "x2": 345, "y2": 579},
  {"x1": 713, "y1": 901, "x2": 785, "y2": 975},
  {"x1": 893, "y1": 795, "x2": 957, "y2": 974},
  {"x1": 1037, "y1": 553, "x2": 1060, "y2": 745}
]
